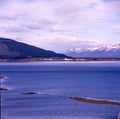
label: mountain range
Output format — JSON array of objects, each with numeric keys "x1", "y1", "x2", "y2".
[
  {"x1": 0, "y1": 38, "x2": 68, "y2": 59},
  {"x1": 0, "y1": 37, "x2": 120, "y2": 59},
  {"x1": 66, "y1": 44, "x2": 120, "y2": 58}
]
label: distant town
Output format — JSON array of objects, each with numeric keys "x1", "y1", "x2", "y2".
[{"x1": 0, "y1": 57, "x2": 120, "y2": 62}]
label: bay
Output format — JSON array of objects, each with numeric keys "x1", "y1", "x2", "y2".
[{"x1": 0, "y1": 61, "x2": 120, "y2": 119}]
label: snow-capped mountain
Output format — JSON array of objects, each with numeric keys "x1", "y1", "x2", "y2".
[{"x1": 66, "y1": 44, "x2": 120, "y2": 58}]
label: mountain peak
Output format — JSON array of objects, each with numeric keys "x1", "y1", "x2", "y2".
[{"x1": 67, "y1": 44, "x2": 120, "y2": 58}]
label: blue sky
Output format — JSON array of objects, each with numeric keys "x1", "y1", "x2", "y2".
[{"x1": 0, "y1": 0, "x2": 120, "y2": 52}]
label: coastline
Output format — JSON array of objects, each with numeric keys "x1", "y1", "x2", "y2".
[{"x1": 0, "y1": 58, "x2": 120, "y2": 63}]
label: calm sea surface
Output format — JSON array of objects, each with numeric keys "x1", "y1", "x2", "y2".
[{"x1": 0, "y1": 61, "x2": 120, "y2": 119}]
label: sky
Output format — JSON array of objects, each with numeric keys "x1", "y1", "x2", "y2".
[{"x1": 0, "y1": 0, "x2": 120, "y2": 53}]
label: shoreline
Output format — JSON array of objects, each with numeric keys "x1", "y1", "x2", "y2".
[{"x1": 0, "y1": 58, "x2": 120, "y2": 62}]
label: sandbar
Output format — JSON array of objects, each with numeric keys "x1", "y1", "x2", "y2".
[{"x1": 70, "y1": 97, "x2": 120, "y2": 106}]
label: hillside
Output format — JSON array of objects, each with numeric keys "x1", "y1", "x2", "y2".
[{"x1": 0, "y1": 38, "x2": 68, "y2": 59}]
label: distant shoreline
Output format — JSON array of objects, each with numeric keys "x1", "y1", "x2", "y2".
[{"x1": 0, "y1": 58, "x2": 120, "y2": 62}]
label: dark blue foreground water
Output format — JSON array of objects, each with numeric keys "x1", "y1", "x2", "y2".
[{"x1": 0, "y1": 61, "x2": 120, "y2": 119}]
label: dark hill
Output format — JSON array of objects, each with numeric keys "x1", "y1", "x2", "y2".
[{"x1": 0, "y1": 38, "x2": 68, "y2": 59}]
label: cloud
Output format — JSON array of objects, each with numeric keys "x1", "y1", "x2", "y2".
[
  {"x1": 113, "y1": 25, "x2": 120, "y2": 30},
  {"x1": 0, "y1": 0, "x2": 120, "y2": 52},
  {"x1": 0, "y1": 0, "x2": 119, "y2": 33},
  {"x1": 115, "y1": 32, "x2": 120, "y2": 34},
  {"x1": 44, "y1": 35, "x2": 103, "y2": 52},
  {"x1": 53, "y1": 0, "x2": 119, "y2": 24},
  {"x1": 54, "y1": 35, "x2": 100, "y2": 44},
  {"x1": 111, "y1": 25, "x2": 120, "y2": 35}
]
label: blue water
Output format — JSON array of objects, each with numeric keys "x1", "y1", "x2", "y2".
[{"x1": 0, "y1": 61, "x2": 120, "y2": 119}]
